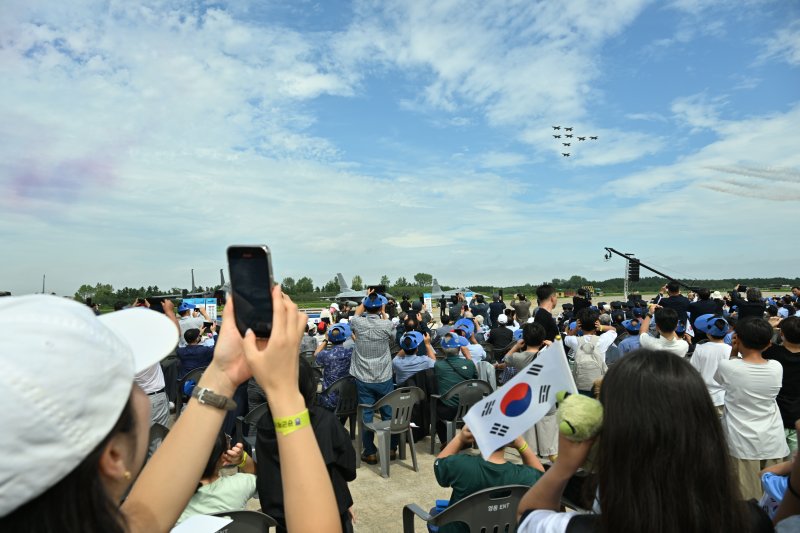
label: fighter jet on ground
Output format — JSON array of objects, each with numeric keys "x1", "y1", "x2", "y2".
[
  {"x1": 430, "y1": 279, "x2": 480, "y2": 300},
  {"x1": 562, "y1": 153, "x2": 570, "y2": 157},
  {"x1": 577, "y1": 136, "x2": 586, "y2": 141},
  {"x1": 563, "y1": 143, "x2": 570, "y2": 147},
  {"x1": 565, "y1": 127, "x2": 573, "y2": 131},
  {"x1": 553, "y1": 135, "x2": 561, "y2": 138},
  {"x1": 323, "y1": 273, "x2": 394, "y2": 302},
  {"x1": 552, "y1": 126, "x2": 561, "y2": 130},
  {"x1": 590, "y1": 136, "x2": 598, "y2": 140}
]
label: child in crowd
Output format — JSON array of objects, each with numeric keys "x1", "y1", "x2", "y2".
[{"x1": 689, "y1": 314, "x2": 731, "y2": 415}]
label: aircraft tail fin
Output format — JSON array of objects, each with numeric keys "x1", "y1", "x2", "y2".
[
  {"x1": 220, "y1": 268, "x2": 226, "y2": 286},
  {"x1": 432, "y1": 278, "x2": 442, "y2": 295},
  {"x1": 336, "y1": 273, "x2": 350, "y2": 291}
]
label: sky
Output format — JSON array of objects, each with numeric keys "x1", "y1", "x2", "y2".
[{"x1": 1, "y1": 0, "x2": 799, "y2": 296}]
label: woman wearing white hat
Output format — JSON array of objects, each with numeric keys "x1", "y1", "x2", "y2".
[{"x1": 0, "y1": 286, "x2": 340, "y2": 532}]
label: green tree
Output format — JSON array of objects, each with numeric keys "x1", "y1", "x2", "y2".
[
  {"x1": 351, "y1": 275, "x2": 363, "y2": 291},
  {"x1": 395, "y1": 276, "x2": 408, "y2": 287},
  {"x1": 281, "y1": 277, "x2": 296, "y2": 294},
  {"x1": 295, "y1": 276, "x2": 314, "y2": 293},
  {"x1": 74, "y1": 282, "x2": 114, "y2": 305},
  {"x1": 413, "y1": 272, "x2": 433, "y2": 287},
  {"x1": 380, "y1": 275, "x2": 391, "y2": 286},
  {"x1": 322, "y1": 278, "x2": 339, "y2": 293}
]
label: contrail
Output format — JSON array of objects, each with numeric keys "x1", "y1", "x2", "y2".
[{"x1": 704, "y1": 165, "x2": 800, "y2": 183}]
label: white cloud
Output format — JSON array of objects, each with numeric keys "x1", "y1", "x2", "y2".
[
  {"x1": 758, "y1": 21, "x2": 800, "y2": 66},
  {"x1": 671, "y1": 93, "x2": 728, "y2": 132}
]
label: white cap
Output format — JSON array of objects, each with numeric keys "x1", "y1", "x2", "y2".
[
  {"x1": 330, "y1": 303, "x2": 340, "y2": 311},
  {"x1": 0, "y1": 295, "x2": 178, "y2": 515},
  {"x1": 711, "y1": 291, "x2": 723, "y2": 299},
  {"x1": 338, "y1": 318, "x2": 349, "y2": 324},
  {"x1": 497, "y1": 314, "x2": 508, "y2": 324}
]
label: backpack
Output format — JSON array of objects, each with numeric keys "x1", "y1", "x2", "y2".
[{"x1": 573, "y1": 335, "x2": 608, "y2": 391}]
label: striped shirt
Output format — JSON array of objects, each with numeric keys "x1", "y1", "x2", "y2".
[{"x1": 349, "y1": 314, "x2": 393, "y2": 383}]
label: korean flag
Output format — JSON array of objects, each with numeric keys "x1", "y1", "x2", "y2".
[{"x1": 463, "y1": 340, "x2": 577, "y2": 459}]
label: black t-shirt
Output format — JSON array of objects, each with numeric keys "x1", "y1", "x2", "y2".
[
  {"x1": 764, "y1": 344, "x2": 800, "y2": 428},
  {"x1": 533, "y1": 307, "x2": 559, "y2": 342},
  {"x1": 658, "y1": 294, "x2": 691, "y2": 324},
  {"x1": 489, "y1": 301, "x2": 506, "y2": 326},
  {"x1": 488, "y1": 326, "x2": 514, "y2": 355},
  {"x1": 400, "y1": 300, "x2": 412, "y2": 313}
]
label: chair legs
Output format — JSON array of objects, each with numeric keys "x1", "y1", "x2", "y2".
[
  {"x1": 407, "y1": 428, "x2": 419, "y2": 472},
  {"x1": 355, "y1": 408, "x2": 363, "y2": 468},
  {"x1": 376, "y1": 431, "x2": 391, "y2": 478},
  {"x1": 445, "y1": 420, "x2": 456, "y2": 444}
]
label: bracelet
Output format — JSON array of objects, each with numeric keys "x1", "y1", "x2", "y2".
[
  {"x1": 517, "y1": 442, "x2": 529, "y2": 453},
  {"x1": 789, "y1": 474, "x2": 800, "y2": 499},
  {"x1": 237, "y1": 451, "x2": 248, "y2": 469},
  {"x1": 274, "y1": 409, "x2": 311, "y2": 436}
]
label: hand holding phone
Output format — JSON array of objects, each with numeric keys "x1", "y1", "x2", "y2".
[{"x1": 228, "y1": 245, "x2": 274, "y2": 338}]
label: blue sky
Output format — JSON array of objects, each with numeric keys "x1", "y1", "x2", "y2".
[{"x1": 1, "y1": 0, "x2": 799, "y2": 295}]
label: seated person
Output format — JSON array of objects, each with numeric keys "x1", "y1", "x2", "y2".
[
  {"x1": 393, "y1": 331, "x2": 436, "y2": 385},
  {"x1": 434, "y1": 425, "x2": 544, "y2": 533},
  {"x1": 314, "y1": 323, "x2": 354, "y2": 410},
  {"x1": 453, "y1": 318, "x2": 486, "y2": 364},
  {"x1": 177, "y1": 431, "x2": 257, "y2": 524},
  {"x1": 177, "y1": 328, "x2": 214, "y2": 378},
  {"x1": 434, "y1": 333, "x2": 477, "y2": 449},
  {"x1": 617, "y1": 319, "x2": 642, "y2": 356},
  {"x1": 256, "y1": 358, "x2": 356, "y2": 532}
]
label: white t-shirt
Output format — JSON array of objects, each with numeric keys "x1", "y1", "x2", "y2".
[
  {"x1": 134, "y1": 362, "x2": 165, "y2": 394},
  {"x1": 689, "y1": 342, "x2": 730, "y2": 406},
  {"x1": 466, "y1": 343, "x2": 487, "y2": 364},
  {"x1": 179, "y1": 316, "x2": 205, "y2": 347},
  {"x1": 714, "y1": 358, "x2": 789, "y2": 460},
  {"x1": 564, "y1": 330, "x2": 618, "y2": 355},
  {"x1": 639, "y1": 333, "x2": 689, "y2": 357},
  {"x1": 517, "y1": 510, "x2": 576, "y2": 533}
]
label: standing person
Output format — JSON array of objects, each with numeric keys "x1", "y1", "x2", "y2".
[
  {"x1": 176, "y1": 328, "x2": 214, "y2": 378},
  {"x1": 639, "y1": 305, "x2": 690, "y2": 357},
  {"x1": 469, "y1": 295, "x2": 490, "y2": 326},
  {"x1": 564, "y1": 308, "x2": 617, "y2": 396},
  {"x1": 516, "y1": 350, "x2": 767, "y2": 532},
  {"x1": 177, "y1": 302, "x2": 210, "y2": 348},
  {"x1": 314, "y1": 323, "x2": 354, "y2": 411},
  {"x1": 512, "y1": 293, "x2": 532, "y2": 324},
  {"x1": 349, "y1": 291, "x2": 396, "y2": 465},
  {"x1": 764, "y1": 316, "x2": 800, "y2": 455},
  {"x1": 533, "y1": 284, "x2": 560, "y2": 342},
  {"x1": 655, "y1": 281, "x2": 691, "y2": 328},
  {"x1": 730, "y1": 285, "x2": 768, "y2": 320},
  {"x1": 689, "y1": 314, "x2": 731, "y2": 415},
  {"x1": 571, "y1": 288, "x2": 591, "y2": 317},
  {"x1": 400, "y1": 294, "x2": 412, "y2": 314},
  {"x1": 489, "y1": 294, "x2": 506, "y2": 328},
  {"x1": 688, "y1": 288, "x2": 723, "y2": 342},
  {"x1": 715, "y1": 317, "x2": 789, "y2": 500}
]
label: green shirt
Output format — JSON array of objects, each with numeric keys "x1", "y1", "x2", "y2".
[
  {"x1": 434, "y1": 357, "x2": 477, "y2": 407},
  {"x1": 433, "y1": 454, "x2": 542, "y2": 533},
  {"x1": 177, "y1": 473, "x2": 257, "y2": 524}
]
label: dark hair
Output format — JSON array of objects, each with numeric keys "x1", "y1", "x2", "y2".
[
  {"x1": 654, "y1": 307, "x2": 678, "y2": 333},
  {"x1": 596, "y1": 350, "x2": 746, "y2": 532},
  {"x1": 1, "y1": 399, "x2": 137, "y2": 532},
  {"x1": 707, "y1": 317, "x2": 729, "y2": 340},
  {"x1": 440, "y1": 315, "x2": 451, "y2": 325},
  {"x1": 767, "y1": 305, "x2": 778, "y2": 317},
  {"x1": 200, "y1": 431, "x2": 229, "y2": 482},
  {"x1": 781, "y1": 316, "x2": 800, "y2": 344},
  {"x1": 522, "y1": 322, "x2": 545, "y2": 348},
  {"x1": 666, "y1": 281, "x2": 680, "y2": 293},
  {"x1": 517, "y1": 293, "x2": 527, "y2": 300},
  {"x1": 184, "y1": 328, "x2": 201, "y2": 344},
  {"x1": 576, "y1": 288, "x2": 589, "y2": 298},
  {"x1": 577, "y1": 308, "x2": 599, "y2": 332},
  {"x1": 536, "y1": 284, "x2": 556, "y2": 303},
  {"x1": 697, "y1": 288, "x2": 710, "y2": 300},
  {"x1": 298, "y1": 357, "x2": 317, "y2": 407},
  {"x1": 735, "y1": 317, "x2": 773, "y2": 350}
]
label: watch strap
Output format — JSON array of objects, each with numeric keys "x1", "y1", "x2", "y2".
[{"x1": 191, "y1": 387, "x2": 237, "y2": 411}]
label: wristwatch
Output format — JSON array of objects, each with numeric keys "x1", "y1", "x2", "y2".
[{"x1": 191, "y1": 387, "x2": 238, "y2": 411}]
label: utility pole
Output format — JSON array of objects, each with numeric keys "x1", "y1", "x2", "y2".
[{"x1": 42, "y1": 274, "x2": 46, "y2": 294}]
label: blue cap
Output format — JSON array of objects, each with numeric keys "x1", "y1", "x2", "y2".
[
  {"x1": 400, "y1": 331, "x2": 424, "y2": 351},
  {"x1": 454, "y1": 318, "x2": 475, "y2": 337},
  {"x1": 694, "y1": 314, "x2": 729, "y2": 338},
  {"x1": 327, "y1": 323, "x2": 352, "y2": 343},
  {"x1": 362, "y1": 293, "x2": 388, "y2": 309},
  {"x1": 589, "y1": 305, "x2": 599, "y2": 311},
  {"x1": 632, "y1": 307, "x2": 643, "y2": 318},
  {"x1": 621, "y1": 319, "x2": 640, "y2": 334},
  {"x1": 513, "y1": 328, "x2": 524, "y2": 341},
  {"x1": 568, "y1": 321, "x2": 577, "y2": 330},
  {"x1": 177, "y1": 302, "x2": 195, "y2": 313},
  {"x1": 441, "y1": 332, "x2": 469, "y2": 349},
  {"x1": 676, "y1": 321, "x2": 686, "y2": 334}
]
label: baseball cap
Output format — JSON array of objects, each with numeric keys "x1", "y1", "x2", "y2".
[
  {"x1": 0, "y1": 295, "x2": 178, "y2": 516},
  {"x1": 327, "y1": 323, "x2": 352, "y2": 343},
  {"x1": 694, "y1": 314, "x2": 729, "y2": 337},
  {"x1": 454, "y1": 318, "x2": 475, "y2": 337},
  {"x1": 400, "y1": 331, "x2": 424, "y2": 351},
  {"x1": 632, "y1": 307, "x2": 643, "y2": 318},
  {"x1": 676, "y1": 321, "x2": 686, "y2": 334},
  {"x1": 711, "y1": 291, "x2": 723, "y2": 299},
  {"x1": 497, "y1": 314, "x2": 508, "y2": 324},
  {"x1": 441, "y1": 332, "x2": 469, "y2": 349},
  {"x1": 362, "y1": 293, "x2": 388, "y2": 309},
  {"x1": 177, "y1": 302, "x2": 195, "y2": 313},
  {"x1": 513, "y1": 328, "x2": 524, "y2": 341},
  {"x1": 621, "y1": 319, "x2": 640, "y2": 334}
]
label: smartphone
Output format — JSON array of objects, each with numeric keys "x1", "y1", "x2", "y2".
[
  {"x1": 145, "y1": 296, "x2": 165, "y2": 314},
  {"x1": 227, "y1": 245, "x2": 274, "y2": 338}
]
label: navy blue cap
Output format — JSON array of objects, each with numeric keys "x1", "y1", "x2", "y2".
[
  {"x1": 362, "y1": 293, "x2": 388, "y2": 309},
  {"x1": 513, "y1": 328, "x2": 524, "y2": 341}
]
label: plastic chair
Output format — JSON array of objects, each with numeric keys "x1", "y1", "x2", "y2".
[
  {"x1": 175, "y1": 366, "x2": 207, "y2": 418},
  {"x1": 429, "y1": 379, "x2": 493, "y2": 453},
  {"x1": 209, "y1": 509, "x2": 278, "y2": 532},
  {"x1": 235, "y1": 402, "x2": 269, "y2": 461},
  {"x1": 356, "y1": 386, "x2": 425, "y2": 478},
  {"x1": 317, "y1": 376, "x2": 358, "y2": 439},
  {"x1": 147, "y1": 423, "x2": 169, "y2": 460},
  {"x1": 402, "y1": 484, "x2": 529, "y2": 533}
]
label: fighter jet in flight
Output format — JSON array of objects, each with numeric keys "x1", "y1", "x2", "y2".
[
  {"x1": 565, "y1": 127, "x2": 573, "y2": 131},
  {"x1": 562, "y1": 153, "x2": 570, "y2": 157},
  {"x1": 552, "y1": 126, "x2": 561, "y2": 130},
  {"x1": 577, "y1": 136, "x2": 586, "y2": 141},
  {"x1": 553, "y1": 134, "x2": 561, "y2": 138},
  {"x1": 562, "y1": 143, "x2": 570, "y2": 147},
  {"x1": 565, "y1": 134, "x2": 573, "y2": 138},
  {"x1": 590, "y1": 136, "x2": 598, "y2": 140}
]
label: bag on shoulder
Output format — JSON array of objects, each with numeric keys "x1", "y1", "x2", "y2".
[{"x1": 574, "y1": 336, "x2": 608, "y2": 391}]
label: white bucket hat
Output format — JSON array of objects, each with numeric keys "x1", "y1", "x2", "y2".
[{"x1": 0, "y1": 295, "x2": 178, "y2": 515}]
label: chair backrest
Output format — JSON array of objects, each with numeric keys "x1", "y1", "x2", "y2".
[
  {"x1": 243, "y1": 402, "x2": 270, "y2": 425},
  {"x1": 210, "y1": 510, "x2": 278, "y2": 532},
  {"x1": 324, "y1": 376, "x2": 358, "y2": 416},
  {"x1": 147, "y1": 423, "x2": 169, "y2": 459},
  {"x1": 175, "y1": 366, "x2": 207, "y2": 417},
  {"x1": 373, "y1": 386, "x2": 425, "y2": 433},
  {"x1": 441, "y1": 379, "x2": 493, "y2": 421},
  {"x1": 431, "y1": 484, "x2": 529, "y2": 532},
  {"x1": 310, "y1": 366, "x2": 324, "y2": 389}
]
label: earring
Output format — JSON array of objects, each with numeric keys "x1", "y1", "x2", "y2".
[{"x1": 123, "y1": 470, "x2": 131, "y2": 480}]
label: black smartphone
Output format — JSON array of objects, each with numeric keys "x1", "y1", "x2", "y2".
[
  {"x1": 227, "y1": 245, "x2": 274, "y2": 338},
  {"x1": 145, "y1": 296, "x2": 165, "y2": 314}
]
